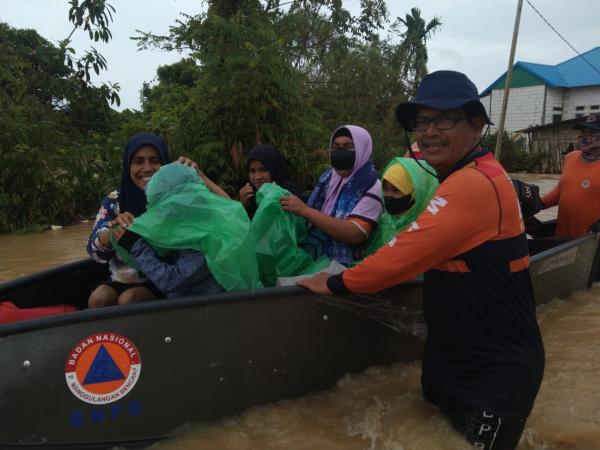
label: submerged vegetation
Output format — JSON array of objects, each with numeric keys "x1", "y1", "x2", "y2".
[{"x1": 1, "y1": 0, "x2": 442, "y2": 233}]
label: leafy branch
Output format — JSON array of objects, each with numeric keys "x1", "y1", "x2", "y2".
[{"x1": 58, "y1": 0, "x2": 120, "y2": 106}]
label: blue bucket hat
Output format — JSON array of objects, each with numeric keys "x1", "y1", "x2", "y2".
[{"x1": 396, "y1": 70, "x2": 492, "y2": 131}]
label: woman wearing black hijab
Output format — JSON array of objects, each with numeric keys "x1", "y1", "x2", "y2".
[{"x1": 239, "y1": 144, "x2": 302, "y2": 218}]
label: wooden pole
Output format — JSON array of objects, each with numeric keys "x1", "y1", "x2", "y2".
[{"x1": 495, "y1": 0, "x2": 524, "y2": 161}]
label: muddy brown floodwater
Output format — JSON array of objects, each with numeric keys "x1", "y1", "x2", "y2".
[
  {"x1": 150, "y1": 287, "x2": 600, "y2": 450},
  {"x1": 0, "y1": 222, "x2": 92, "y2": 283}
]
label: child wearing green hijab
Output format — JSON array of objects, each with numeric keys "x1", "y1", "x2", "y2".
[{"x1": 362, "y1": 157, "x2": 438, "y2": 257}]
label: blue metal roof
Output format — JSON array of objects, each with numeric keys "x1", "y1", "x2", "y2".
[{"x1": 481, "y1": 46, "x2": 600, "y2": 95}]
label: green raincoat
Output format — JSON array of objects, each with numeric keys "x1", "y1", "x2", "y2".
[{"x1": 113, "y1": 163, "x2": 262, "y2": 291}]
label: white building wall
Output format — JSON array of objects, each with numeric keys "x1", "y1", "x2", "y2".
[
  {"x1": 544, "y1": 87, "x2": 565, "y2": 125},
  {"x1": 483, "y1": 85, "x2": 546, "y2": 133},
  {"x1": 482, "y1": 93, "x2": 492, "y2": 122},
  {"x1": 562, "y1": 86, "x2": 600, "y2": 119}
]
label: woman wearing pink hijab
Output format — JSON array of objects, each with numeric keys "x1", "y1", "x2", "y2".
[{"x1": 280, "y1": 125, "x2": 383, "y2": 266}]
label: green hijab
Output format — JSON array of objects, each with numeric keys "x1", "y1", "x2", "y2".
[
  {"x1": 113, "y1": 163, "x2": 262, "y2": 291},
  {"x1": 363, "y1": 157, "x2": 438, "y2": 257}
]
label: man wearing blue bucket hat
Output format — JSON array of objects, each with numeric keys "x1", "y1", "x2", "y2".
[{"x1": 300, "y1": 71, "x2": 545, "y2": 449}]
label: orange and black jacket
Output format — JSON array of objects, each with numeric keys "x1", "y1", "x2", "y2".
[{"x1": 328, "y1": 150, "x2": 545, "y2": 418}]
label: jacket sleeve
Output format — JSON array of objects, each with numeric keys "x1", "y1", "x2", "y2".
[
  {"x1": 541, "y1": 183, "x2": 560, "y2": 208},
  {"x1": 86, "y1": 192, "x2": 119, "y2": 263},
  {"x1": 337, "y1": 169, "x2": 504, "y2": 294},
  {"x1": 128, "y1": 240, "x2": 212, "y2": 295},
  {"x1": 542, "y1": 152, "x2": 573, "y2": 208}
]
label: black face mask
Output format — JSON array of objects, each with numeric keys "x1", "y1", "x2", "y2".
[
  {"x1": 384, "y1": 195, "x2": 414, "y2": 215},
  {"x1": 330, "y1": 148, "x2": 356, "y2": 171}
]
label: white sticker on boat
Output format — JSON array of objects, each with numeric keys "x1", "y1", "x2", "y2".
[
  {"x1": 64, "y1": 332, "x2": 141, "y2": 405},
  {"x1": 537, "y1": 247, "x2": 578, "y2": 274}
]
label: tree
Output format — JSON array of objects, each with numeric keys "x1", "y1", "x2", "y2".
[
  {"x1": 136, "y1": 1, "x2": 327, "y2": 191},
  {"x1": 303, "y1": 34, "x2": 419, "y2": 170},
  {"x1": 0, "y1": 22, "x2": 121, "y2": 233},
  {"x1": 0, "y1": 1, "x2": 446, "y2": 232},
  {"x1": 133, "y1": 1, "x2": 442, "y2": 190},
  {"x1": 394, "y1": 7, "x2": 441, "y2": 96},
  {"x1": 60, "y1": 0, "x2": 121, "y2": 106},
  {"x1": 139, "y1": 59, "x2": 201, "y2": 147}
]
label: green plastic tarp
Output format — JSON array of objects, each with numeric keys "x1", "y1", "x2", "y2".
[
  {"x1": 251, "y1": 183, "x2": 330, "y2": 286},
  {"x1": 112, "y1": 163, "x2": 262, "y2": 291}
]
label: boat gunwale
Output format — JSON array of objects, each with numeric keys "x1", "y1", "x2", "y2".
[
  {"x1": 529, "y1": 234, "x2": 593, "y2": 263},
  {"x1": 0, "y1": 264, "x2": 423, "y2": 337},
  {"x1": 0, "y1": 234, "x2": 595, "y2": 338}
]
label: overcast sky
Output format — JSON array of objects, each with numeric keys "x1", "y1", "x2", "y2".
[{"x1": 3, "y1": 0, "x2": 599, "y2": 110}]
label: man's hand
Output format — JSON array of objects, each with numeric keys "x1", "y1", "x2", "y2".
[
  {"x1": 297, "y1": 272, "x2": 333, "y2": 295},
  {"x1": 239, "y1": 183, "x2": 255, "y2": 206},
  {"x1": 280, "y1": 195, "x2": 309, "y2": 217}
]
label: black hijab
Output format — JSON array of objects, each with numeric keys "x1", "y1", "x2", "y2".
[
  {"x1": 246, "y1": 145, "x2": 288, "y2": 185},
  {"x1": 119, "y1": 133, "x2": 171, "y2": 217},
  {"x1": 245, "y1": 144, "x2": 302, "y2": 217}
]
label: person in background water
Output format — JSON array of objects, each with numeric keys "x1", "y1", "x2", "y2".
[
  {"x1": 87, "y1": 132, "x2": 227, "y2": 308},
  {"x1": 112, "y1": 164, "x2": 224, "y2": 299},
  {"x1": 280, "y1": 125, "x2": 383, "y2": 266},
  {"x1": 540, "y1": 113, "x2": 600, "y2": 237},
  {"x1": 238, "y1": 144, "x2": 303, "y2": 218},
  {"x1": 362, "y1": 157, "x2": 438, "y2": 256},
  {"x1": 299, "y1": 71, "x2": 544, "y2": 450}
]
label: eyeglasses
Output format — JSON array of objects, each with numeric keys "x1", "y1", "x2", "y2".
[
  {"x1": 410, "y1": 116, "x2": 468, "y2": 131},
  {"x1": 578, "y1": 135, "x2": 600, "y2": 145}
]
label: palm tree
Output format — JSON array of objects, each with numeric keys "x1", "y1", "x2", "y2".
[{"x1": 395, "y1": 7, "x2": 442, "y2": 95}]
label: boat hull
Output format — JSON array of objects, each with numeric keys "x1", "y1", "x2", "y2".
[{"x1": 0, "y1": 284, "x2": 423, "y2": 448}]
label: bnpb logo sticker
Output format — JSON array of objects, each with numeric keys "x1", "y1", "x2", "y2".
[{"x1": 65, "y1": 332, "x2": 141, "y2": 404}]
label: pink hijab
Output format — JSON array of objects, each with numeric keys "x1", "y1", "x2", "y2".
[{"x1": 321, "y1": 125, "x2": 374, "y2": 215}]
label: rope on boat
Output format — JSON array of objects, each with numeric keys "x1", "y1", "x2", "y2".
[{"x1": 314, "y1": 294, "x2": 427, "y2": 339}]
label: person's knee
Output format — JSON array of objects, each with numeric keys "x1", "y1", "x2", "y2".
[
  {"x1": 118, "y1": 287, "x2": 154, "y2": 305},
  {"x1": 88, "y1": 286, "x2": 118, "y2": 308}
]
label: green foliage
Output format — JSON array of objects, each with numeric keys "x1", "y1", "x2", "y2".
[
  {"x1": 2, "y1": 0, "x2": 445, "y2": 233},
  {"x1": 134, "y1": 0, "x2": 441, "y2": 192},
  {"x1": 305, "y1": 38, "x2": 413, "y2": 169},
  {"x1": 393, "y1": 8, "x2": 442, "y2": 95},
  {"x1": 0, "y1": 139, "x2": 122, "y2": 233},
  {"x1": 138, "y1": 2, "x2": 329, "y2": 192},
  {"x1": 483, "y1": 131, "x2": 542, "y2": 172},
  {"x1": 139, "y1": 59, "x2": 199, "y2": 146},
  {"x1": 61, "y1": 0, "x2": 120, "y2": 105},
  {"x1": 0, "y1": 22, "x2": 122, "y2": 233}
]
